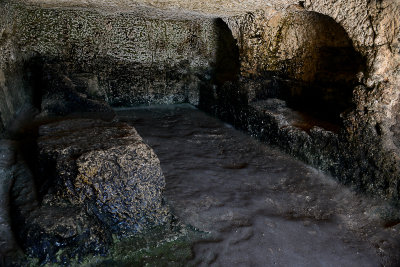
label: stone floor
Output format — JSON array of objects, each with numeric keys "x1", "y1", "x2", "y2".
[{"x1": 116, "y1": 104, "x2": 400, "y2": 266}]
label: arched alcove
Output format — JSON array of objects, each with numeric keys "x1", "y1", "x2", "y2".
[{"x1": 250, "y1": 10, "x2": 366, "y2": 129}]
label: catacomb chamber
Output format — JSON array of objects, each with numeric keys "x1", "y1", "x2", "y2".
[
  {"x1": 1, "y1": 0, "x2": 400, "y2": 265},
  {"x1": 229, "y1": 10, "x2": 365, "y2": 128}
]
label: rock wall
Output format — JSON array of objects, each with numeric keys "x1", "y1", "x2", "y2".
[
  {"x1": 204, "y1": 1, "x2": 400, "y2": 200},
  {"x1": 1, "y1": 0, "x2": 400, "y2": 264},
  {"x1": 302, "y1": 1, "x2": 400, "y2": 152},
  {"x1": 296, "y1": 1, "x2": 400, "y2": 199},
  {"x1": 224, "y1": 8, "x2": 363, "y2": 122},
  {"x1": 0, "y1": 1, "x2": 240, "y2": 115}
]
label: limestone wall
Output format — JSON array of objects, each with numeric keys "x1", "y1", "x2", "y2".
[
  {"x1": 301, "y1": 0, "x2": 400, "y2": 198},
  {"x1": 0, "y1": 1, "x2": 234, "y2": 125},
  {"x1": 217, "y1": 1, "x2": 400, "y2": 199},
  {"x1": 304, "y1": 0, "x2": 400, "y2": 145}
]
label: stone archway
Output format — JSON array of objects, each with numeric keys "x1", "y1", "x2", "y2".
[{"x1": 228, "y1": 8, "x2": 365, "y2": 127}]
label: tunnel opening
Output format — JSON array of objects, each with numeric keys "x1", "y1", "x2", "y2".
[
  {"x1": 250, "y1": 11, "x2": 366, "y2": 132},
  {"x1": 276, "y1": 44, "x2": 364, "y2": 128}
]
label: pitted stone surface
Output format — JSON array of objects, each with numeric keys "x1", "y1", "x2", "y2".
[{"x1": 38, "y1": 119, "x2": 169, "y2": 233}]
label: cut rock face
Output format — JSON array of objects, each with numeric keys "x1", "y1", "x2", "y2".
[
  {"x1": 5, "y1": 4, "x2": 234, "y2": 108},
  {"x1": 37, "y1": 119, "x2": 169, "y2": 234}
]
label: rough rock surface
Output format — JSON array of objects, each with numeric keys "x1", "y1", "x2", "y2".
[
  {"x1": 37, "y1": 119, "x2": 169, "y2": 234},
  {"x1": 0, "y1": 1, "x2": 236, "y2": 115},
  {"x1": 38, "y1": 62, "x2": 115, "y2": 119},
  {"x1": 1, "y1": 118, "x2": 170, "y2": 264},
  {"x1": 119, "y1": 105, "x2": 400, "y2": 266},
  {"x1": 20, "y1": 204, "x2": 112, "y2": 265},
  {"x1": 0, "y1": 140, "x2": 22, "y2": 261},
  {"x1": 224, "y1": 8, "x2": 363, "y2": 123},
  {"x1": 0, "y1": 138, "x2": 38, "y2": 264},
  {"x1": 0, "y1": 104, "x2": 170, "y2": 264},
  {"x1": 189, "y1": 0, "x2": 399, "y2": 202},
  {"x1": 0, "y1": 0, "x2": 399, "y2": 250},
  {"x1": 0, "y1": 0, "x2": 399, "y2": 264}
]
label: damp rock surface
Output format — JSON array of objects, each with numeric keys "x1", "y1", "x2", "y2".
[
  {"x1": 20, "y1": 204, "x2": 112, "y2": 265},
  {"x1": 117, "y1": 104, "x2": 400, "y2": 266}
]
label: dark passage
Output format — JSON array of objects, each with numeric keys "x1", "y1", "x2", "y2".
[
  {"x1": 257, "y1": 12, "x2": 365, "y2": 128},
  {"x1": 278, "y1": 45, "x2": 364, "y2": 125}
]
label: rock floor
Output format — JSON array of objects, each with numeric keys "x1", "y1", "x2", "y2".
[{"x1": 117, "y1": 104, "x2": 400, "y2": 266}]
